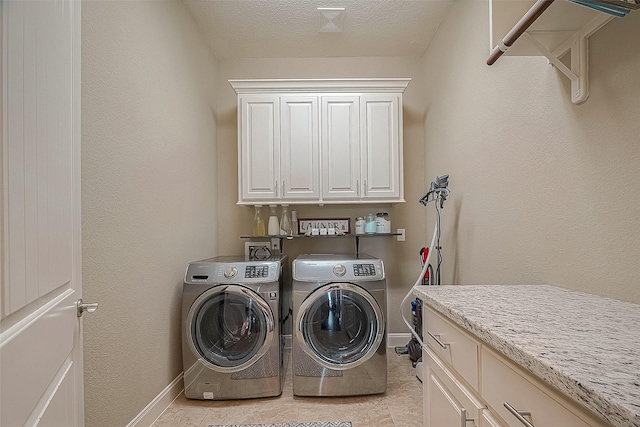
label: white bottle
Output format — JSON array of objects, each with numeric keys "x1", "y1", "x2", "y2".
[
  {"x1": 267, "y1": 204, "x2": 280, "y2": 236},
  {"x1": 291, "y1": 210, "x2": 299, "y2": 235}
]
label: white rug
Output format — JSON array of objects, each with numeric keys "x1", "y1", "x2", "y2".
[{"x1": 209, "y1": 422, "x2": 352, "y2": 427}]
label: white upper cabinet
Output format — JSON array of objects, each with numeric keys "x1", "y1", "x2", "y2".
[
  {"x1": 360, "y1": 94, "x2": 402, "y2": 201},
  {"x1": 321, "y1": 94, "x2": 403, "y2": 202},
  {"x1": 321, "y1": 96, "x2": 361, "y2": 200},
  {"x1": 230, "y1": 78, "x2": 410, "y2": 205},
  {"x1": 280, "y1": 96, "x2": 320, "y2": 200},
  {"x1": 238, "y1": 95, "x2": 280, "y2": 201},
  {"x1": 238, "y1": 94, "x2": 320, "y2": 202}
]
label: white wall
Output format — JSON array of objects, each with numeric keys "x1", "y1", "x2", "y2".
[
  {"x1": 81, "y1": 1, "x2": 218, "y2": 425},
  {"x1": 421, "y1": 2, "x2": 640, "y2": 303}
]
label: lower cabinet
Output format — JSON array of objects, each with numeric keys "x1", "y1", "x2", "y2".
[
  {"x1": 423, "y1": 346, "x2": 483, "y2": 427},
  {"x1": 482, "y1": 347, "x2": 591, "y2": 427},
  {"x1": 422, "y1": 305, "x2": 609, "y2": 427}
]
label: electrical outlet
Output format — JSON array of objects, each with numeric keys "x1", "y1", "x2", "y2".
[
  {"x1": 396, "y1": 228, "x2": 406, "y2": 242},
  {"x1": 271, "y1": 238, "x2": 281, "y2": 251}
]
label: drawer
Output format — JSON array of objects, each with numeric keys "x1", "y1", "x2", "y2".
[
  {"x1": 423, "y1": 346, "x2": 484, "y2": 427},
  {"x1": 424, "y1": 306, "x2": 479, "y2": 391},
  {"x1": 481, "y1": 347, "x2": 592, "y2": 427}
]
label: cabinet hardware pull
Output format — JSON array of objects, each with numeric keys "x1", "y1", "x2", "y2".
[
  {"x1": 282, "y1": 181, "x2": 285, "y2": 196},
  {"x1": 275, "y1": 181, "x2": 278, "y2": 197},
  {"x1": 364, "y1": 180, "x2": 367, "y2": 196},
  {"x1": 356, "y1": 180, "x2": 360, "y2": 197},
  {"x1": 460, "y1": 408, "x2": 475, "y2": 427},
  {"x1": 427, "y1": 330, "x2": 448, "y2": 349},
  {"x1": 504, "y1": 402, "x2": 534, "y2": 427}
]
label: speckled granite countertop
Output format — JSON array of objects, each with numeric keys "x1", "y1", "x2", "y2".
[{"x1": 412, "y1": 284, "x2": 640, "y2": 427}]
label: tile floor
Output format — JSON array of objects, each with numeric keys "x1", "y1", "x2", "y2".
[{"x1": 152, "y1": 349, "x2": 422, "y2": 427}]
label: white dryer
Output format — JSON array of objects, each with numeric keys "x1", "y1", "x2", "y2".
[
  {"x1": 181, "y1": 255, "x2": 286, "y2": 400},
  {"x1": 292, "y1": 254, "x2": 387, "y2": 396}
]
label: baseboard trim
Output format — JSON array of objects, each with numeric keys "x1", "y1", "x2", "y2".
[
  {"x1": 126, "y1": 373, "x2": 183, "y2": 427},
  {"x1": 387, "y1": 332, "x2": 412, "y2": 348}
]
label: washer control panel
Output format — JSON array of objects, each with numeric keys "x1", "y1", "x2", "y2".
[
  {"x1": 353, "y1": 263, "x2": 376, "y2": 276},
  {"x1": 185, "y1": 256, "x2": 286, "y2": 284},
  {"x1": 293, "y1": 254, "x2": 385, "y2": 281},
  {"x1": 245, "y1": 265, "x2": 270, "y2": 278},
  {"x1": 213, "y1": 262, "x2": 278, "y2": 282}
]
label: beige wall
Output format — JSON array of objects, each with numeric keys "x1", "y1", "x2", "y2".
[
  {"x1": 79, "y1": 1, "x2": 640, "y2": 424},
  {"x1": 81, "y1": 1, "x2": 218, "y2": 425},
  {"x1": 421, "y1": 2, "x2": 640, "y2": 303},
  {"x1": 216, "y1": 57, "x2": 429, "y2": 335}
]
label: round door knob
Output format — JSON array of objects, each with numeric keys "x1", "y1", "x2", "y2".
[
  {"x1": 333, "y1": 264, "x2": 346, "y2": 276},
  {"x1": 224, "y1": 266, "x2": 238, "y2": 278}
]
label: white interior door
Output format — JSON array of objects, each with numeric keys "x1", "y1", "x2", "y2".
[{"x1": 1, "y1": 1, "x2": 85, "y2": 425}]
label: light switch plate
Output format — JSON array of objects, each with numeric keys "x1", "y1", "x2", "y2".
[{"x1": 397, "y1": 228, "x2": 406, "y2": 241}]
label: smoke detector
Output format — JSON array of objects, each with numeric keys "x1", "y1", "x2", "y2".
[{"x1": 317, "y1": 7, "x2": 345, "y2": 32}]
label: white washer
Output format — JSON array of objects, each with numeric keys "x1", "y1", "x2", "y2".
[
  {"x1": 181, "y1": 255, "x2": 286, "y2": 400},
  {"x1": 292, "y1": 253, "x2": 387, "y2": 396}
]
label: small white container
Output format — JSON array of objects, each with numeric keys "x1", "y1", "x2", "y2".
[
  {"x1": 355, "y1": 217, "x2": 365, "y2": 234},
  {"x1": 376, "y1": 212, "x2": 391, "y2": 233}
]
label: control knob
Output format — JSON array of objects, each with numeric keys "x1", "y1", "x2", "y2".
[
  {"x1": 333, "y1": 264, "x2": 346, "y2": 277},
  {"x1": 224, "y1": 266, "x2": 238, "y2": 278}
]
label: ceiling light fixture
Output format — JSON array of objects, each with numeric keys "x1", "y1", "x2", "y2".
[{"x1": 317, "y1": 7, "x2": 345, "y2": 32}]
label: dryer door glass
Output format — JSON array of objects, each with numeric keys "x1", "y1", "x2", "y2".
[
  {"x1": 298, "y1": 283, "x2": 384, "y2": 369},
  {"x1": 188, "y1": 285, "x2": 274, "y2": 371}
]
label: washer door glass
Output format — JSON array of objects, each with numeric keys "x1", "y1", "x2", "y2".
[
  {"x1": 297, "y1": 283, "x2": 384, "y2": 370},
  {"x1": 187, "y1": 285, "x2": 274, "y2": 373}
]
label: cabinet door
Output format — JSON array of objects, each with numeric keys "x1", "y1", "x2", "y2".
[
  {"x1": 321, "y1": 96, "x2": 360, "y2": 200},
  {"x1": 280, "y1": 96, "x2": 320, "y2": 200},
  {"x1": 426, "y1": 371, "x2": 470, "y2": 427},
  {"x1": 239, "y1": 95, "x2": 280, "y2": 201},
  {"x1": 360, "y1": 94, "x2": 403, "y2": 201},
  {"x1": 424, "y1": 347, "x2": 481, "y2": 427}
]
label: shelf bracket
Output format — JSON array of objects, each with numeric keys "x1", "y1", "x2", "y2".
[{"x1": 522, "y1": 13, "x2": 613, "y2": 104}]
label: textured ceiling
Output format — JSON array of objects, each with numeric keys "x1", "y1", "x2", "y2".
[{"x1": 182, "y1": 0, "x2": 454, "y2": 58}]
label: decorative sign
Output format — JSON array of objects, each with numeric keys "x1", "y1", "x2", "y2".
[{"x1": 298, "y1": 218, "x2": 350, "y2": 235}]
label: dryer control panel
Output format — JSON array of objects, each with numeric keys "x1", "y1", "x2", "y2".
[{"x1": 293, "y1": 254, "x2": 385, "y2": 281}]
